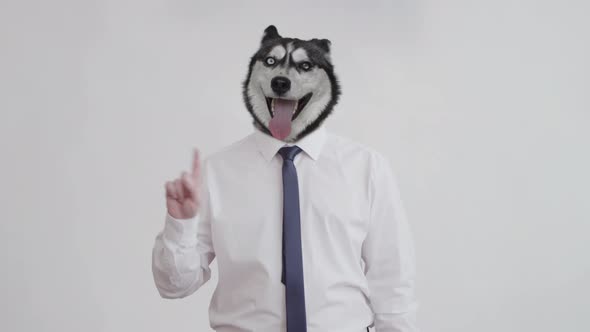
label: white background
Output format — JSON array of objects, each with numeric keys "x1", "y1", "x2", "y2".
[{"x1": 2, "y1": 0, "x2": 589, "y2": 331}]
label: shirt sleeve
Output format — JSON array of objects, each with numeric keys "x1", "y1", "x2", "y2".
[
  {"x1": 362, "y1": 152, "x2": 420, "y2": 332},
  {"x1": 151, "y1": 159, "x2": 215, "y2": 299}
]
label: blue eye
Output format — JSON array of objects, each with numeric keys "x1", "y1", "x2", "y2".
[
  {"x1": 299, "y1": 62, "x2": 312, "y2": 71},
  {"x1": 265, "y1": 57, "x2": 276, "y2": 66}
]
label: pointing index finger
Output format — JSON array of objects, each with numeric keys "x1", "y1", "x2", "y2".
[{"x1": 192, "y1": 148, "x2": 201, "y2": 178}]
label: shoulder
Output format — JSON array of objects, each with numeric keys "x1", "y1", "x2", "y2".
[
  {"x1": 324, "y1": 130, "x2": 390, "y2": 167},
  {"x1": 324, "y1": 131, "x2": 399, "y2": 189},
  {"x1": 201, "y1": 132, "x2": 257, "y2": 168}
]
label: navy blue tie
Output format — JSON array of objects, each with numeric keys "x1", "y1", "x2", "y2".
[{"x1": 278, "y1": 146, "x2": 307, "y2": 332}]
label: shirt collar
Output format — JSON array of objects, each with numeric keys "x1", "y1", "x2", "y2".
[{"x1": 253, "y1": 125, "x2": 327, "y2": 162}]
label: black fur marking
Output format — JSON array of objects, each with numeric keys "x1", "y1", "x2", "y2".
[
  {"x1": 309, "y1": 38, "x2": 331, "y2": 53},
  {"x1": 261, "y1": 25, "x2": 281, "y2": 44}
]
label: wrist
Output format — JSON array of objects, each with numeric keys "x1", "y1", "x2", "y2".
[{"x1": 163, "y1": 211, "x2": 199, "y2": 245}]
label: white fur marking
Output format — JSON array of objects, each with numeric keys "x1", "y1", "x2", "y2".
[
  {"x1": 268, "y1": 45, "x2": 286, "y2": 60},
  {"x1": 291, "y1": 48, "x2": 309, "y2": 63}
]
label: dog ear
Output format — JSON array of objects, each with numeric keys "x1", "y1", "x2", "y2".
[
  {"x1": 261, "y1": 25, "x2": 282, "y2": 44},
  {"x1": 310, "y1": 38, "x2": 331, "y2": 54}
]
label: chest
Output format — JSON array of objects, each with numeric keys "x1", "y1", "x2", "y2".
[{"x1": 208, "y1": 158, "x2": 370, "y2": 259}]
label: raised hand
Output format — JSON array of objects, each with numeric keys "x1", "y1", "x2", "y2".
[{"x1": 165, "y1": 149, "x2": 201, "y2": 220}]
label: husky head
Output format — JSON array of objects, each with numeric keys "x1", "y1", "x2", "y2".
[{"x1": 243, "y1": 25, "x2": 341, "y2": 142}]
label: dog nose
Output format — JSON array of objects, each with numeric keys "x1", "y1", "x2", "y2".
[{"x1": 271, "y1": 76, "x2": 291, "y2": 95}]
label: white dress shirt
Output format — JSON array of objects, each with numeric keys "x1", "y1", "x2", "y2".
[{"x1": 152, "y1": 125, "x2": 419, "y2": 332}]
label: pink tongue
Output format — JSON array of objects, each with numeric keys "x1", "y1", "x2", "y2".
[{"x1": 269, "y1": 99, "x2": 296, "y2": 140}]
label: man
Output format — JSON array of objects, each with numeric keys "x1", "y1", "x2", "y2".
[{"x1": 152, "y1": 25, "x2": 419, "y2": 332}]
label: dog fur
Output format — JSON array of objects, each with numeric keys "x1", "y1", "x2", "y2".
[{"x1": 242, "y1": 25, "x2": 341, "y2": 142}]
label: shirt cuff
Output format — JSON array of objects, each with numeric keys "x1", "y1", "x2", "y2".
[{"x1": 163, "y1": 212, "x2": 199, "y2": 245}]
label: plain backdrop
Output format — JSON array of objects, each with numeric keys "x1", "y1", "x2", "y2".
[{"x1": 2, "y1": 0, "x2": 589, "y2": 331}]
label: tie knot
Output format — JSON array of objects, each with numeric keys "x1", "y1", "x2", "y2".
[{"x1": 278, "y1": 145, "x2": 303, "y2": 162}]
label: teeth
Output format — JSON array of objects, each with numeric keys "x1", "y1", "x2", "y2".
[{"x1": 294, "y1": 100, "x2": 298, "y2": 114}]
